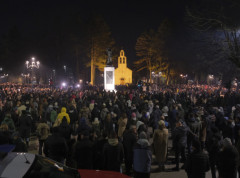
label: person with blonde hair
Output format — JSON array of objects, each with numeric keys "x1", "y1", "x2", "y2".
[{"x1": 153, "y1": 120, "x2": 168, "y2": 171}]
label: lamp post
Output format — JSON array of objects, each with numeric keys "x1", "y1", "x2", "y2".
[
  {"x1": 21, "y1": 73, "x2": 30, "y2": 84},
  {"x1": 207, "y1": 74, "x2": 214, "y2": 85},
  {"x1": 180, "y1": 74, "x2": 188, "y2": 84},
  {"x1": 26, "y1": 57, "x2": 40, "y2": 84}
]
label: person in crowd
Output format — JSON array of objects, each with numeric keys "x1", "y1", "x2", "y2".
[
  {"x1": 79, "y1": 103, "x2": 91, "y2": 121},
  {"x1": 150, "y1": 105, "x2": 162, "y2": 132},
  {"x1": 12, "y1": 131, "x2": 28, "y2": 152},
  {"x1": 123, "y1": 124, "x2": 138, "y2": 176},
  {"x1": 50, "y1": 105, "x2": 58, "y2": 128},
  {"x1": 117, "y1": 113, "x2": 128, "y2": 140},
  {"x1": 54, "y1": 107, "x2": 70, "y2": 127},
  {"x1": 103, "y1": 113, "x2": 114, "y2": 136},
  {"x1": 92, "y1": 117, "x2": 101, "y2": 138},
  {"x1": 217, "y1": 137, "x2": 239, "y2": 178},
  {"x1": 73, "y1": 130, "x2": 94, "y2": 169},
  {"x1": 93, "y1": 131, "x2": 108, "y2": 170},
  {"x1": 153, "y1": 120, "x2": 168, "y2": 171},
  {"x1": 58, "y1": 116, "x2": 71, "y2": 141},
  {"x1": 103, "y1": 131, "x2": 124, "y2": 172},
  {"x1": 1, "y1": 110, "x2": 15, "y2": 134},
  {"x1": 36, "y1": 119, "x2": 50, "y2": 155},
  {"x1": 133, "y1": 132, "x2": 152, "y2": 178},
  {"x1": 127, "y1": 112, "x2": 138, "y2": 129},
  {"x1": 68, "y1": 105, "x2": 78, "y2": 131},
  {"x1": 206, "y1": 127, "x2": 222, "y2": 178},
  {"x1": 44, "y1": 127, "x2": 68, "y2": 164},
  {"x1": 19, "y1": 109, "x2": 32, "y2": 147},
  {"x1": 169, "y1": 104, "x2": 178, "y2": 131},
  {"x1": 185, "y1": 138, "x2": 210, "y2": 178},
  {"x1": 172, "y1": 120, "x2": 188, "y2": 171},
  {"x1": 0, "y1": 124, "x2": 12, "y2": 144},
  {"x1": 186, "y1": 113, "x2": 201, "y2": 154}
]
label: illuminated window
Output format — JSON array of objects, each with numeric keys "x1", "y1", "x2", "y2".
[
  {"x1": 120, "y1": 57, "x2": 122, "y2": 63},
  {"x1": 123, "y1": 57, "x2": 125, "y2": 63}
]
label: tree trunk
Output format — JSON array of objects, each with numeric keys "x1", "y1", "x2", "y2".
[{"x1": 90, "y1": 39, "x2": 95, "y2": 85}]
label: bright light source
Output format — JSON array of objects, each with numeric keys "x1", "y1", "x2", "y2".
[
  {"x1": 208, "y1": 74, "x2": 214, "y2": 80},
  {"x1": 62, "y1": 82, "x2": 66, "y2": 87},
  {"x1": 76, "y1": 84, "x2": 80, "y2": 88}
]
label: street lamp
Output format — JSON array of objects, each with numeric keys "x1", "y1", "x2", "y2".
[
  {"x1": 21, "y1": 73, "x2": 30, "y2": 84},
  {"x1": 26, "y1": 57, "x2": 40, "y2": 84},
  {"x1": 208, "y1": 74, "x2": 214, "y2": 85},
  {"x1": 26, "y1": 57, "x2": 40, "y2": 69}
]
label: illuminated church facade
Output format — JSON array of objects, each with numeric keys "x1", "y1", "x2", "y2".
[{"x1": 115, "y1": 50, "x2": 132, "y2": 85}]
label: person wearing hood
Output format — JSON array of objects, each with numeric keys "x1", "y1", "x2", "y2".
[
  {"x1": 53, "y1": 107, "x2": 70, "y2": 127},
  {"x1": 103, "y1": 131, "x2": 124, "y2": 172},
  {"x1": 133, "y1": 131, "x2": 152, "y2": 178}
]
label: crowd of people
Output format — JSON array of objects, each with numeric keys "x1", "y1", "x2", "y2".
[{"x1": 1, "y1": 83, "x2": 240, "y2": 178}]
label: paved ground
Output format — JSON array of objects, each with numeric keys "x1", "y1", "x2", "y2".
[{"x1": 28, "y1": 132, "x2": 214, "y2": 178}]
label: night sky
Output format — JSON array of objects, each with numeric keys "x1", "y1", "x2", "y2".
[{"x1": 0, "y1": 0, "x2": 193, "y2": 79}]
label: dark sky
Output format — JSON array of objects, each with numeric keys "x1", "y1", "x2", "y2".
[{"x1": 0, "y1": 0, "x2": 188, "y2": 74}]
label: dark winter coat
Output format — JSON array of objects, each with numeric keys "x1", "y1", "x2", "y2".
[
  {"x1": 19, "y1": 113, "x2": 32, "y2": 138},
  {"x1": 44, "y1": 133, "x2": 68, "y2": 162},
  {"x1": 74, "y1": 138, "x2": 94, "y2": 169},
  {"x1": 217, "y1": 146, "x2": 239, "y2": 178},
  {"x1": 172, "y1": 125, "x2": 188, "y2": 148},
  {"x1": 103, "y1": 140, "x2": 124, "y2": 172},
  {"x1": 185, "y1": 150, "x2": 210, "y2": 178},
  {"x1": 133, "y1": 141, "x2": 152, "y2": 173},
  {"x1": 151, "y1": 108, "x2": 162, "y2": 130},
  {"x1": 123, "y1": 130, "x2": 137, "y2": 164}
]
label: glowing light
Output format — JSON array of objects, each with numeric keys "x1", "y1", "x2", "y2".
[{"x1": 62, "y1": 82, "x2": 66, "y2": 87}]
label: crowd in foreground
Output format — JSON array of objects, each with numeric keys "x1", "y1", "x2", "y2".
[{"x1": 0, "y1": 84, "x2": 240, "y2": 178}]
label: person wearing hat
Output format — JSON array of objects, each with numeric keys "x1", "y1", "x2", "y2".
[
  {"x1": 133, "y1": 131, "x2": 152, "y2": 178},
  {"x1": 153, "y1": 120, "x2": 168, "y2": 171},
  {"x1": 217, "y1": 138, "x2": 239, "y2": 178},
  {"x1": 185, "y1": 138, "x2": 210, "y2": 178}
]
